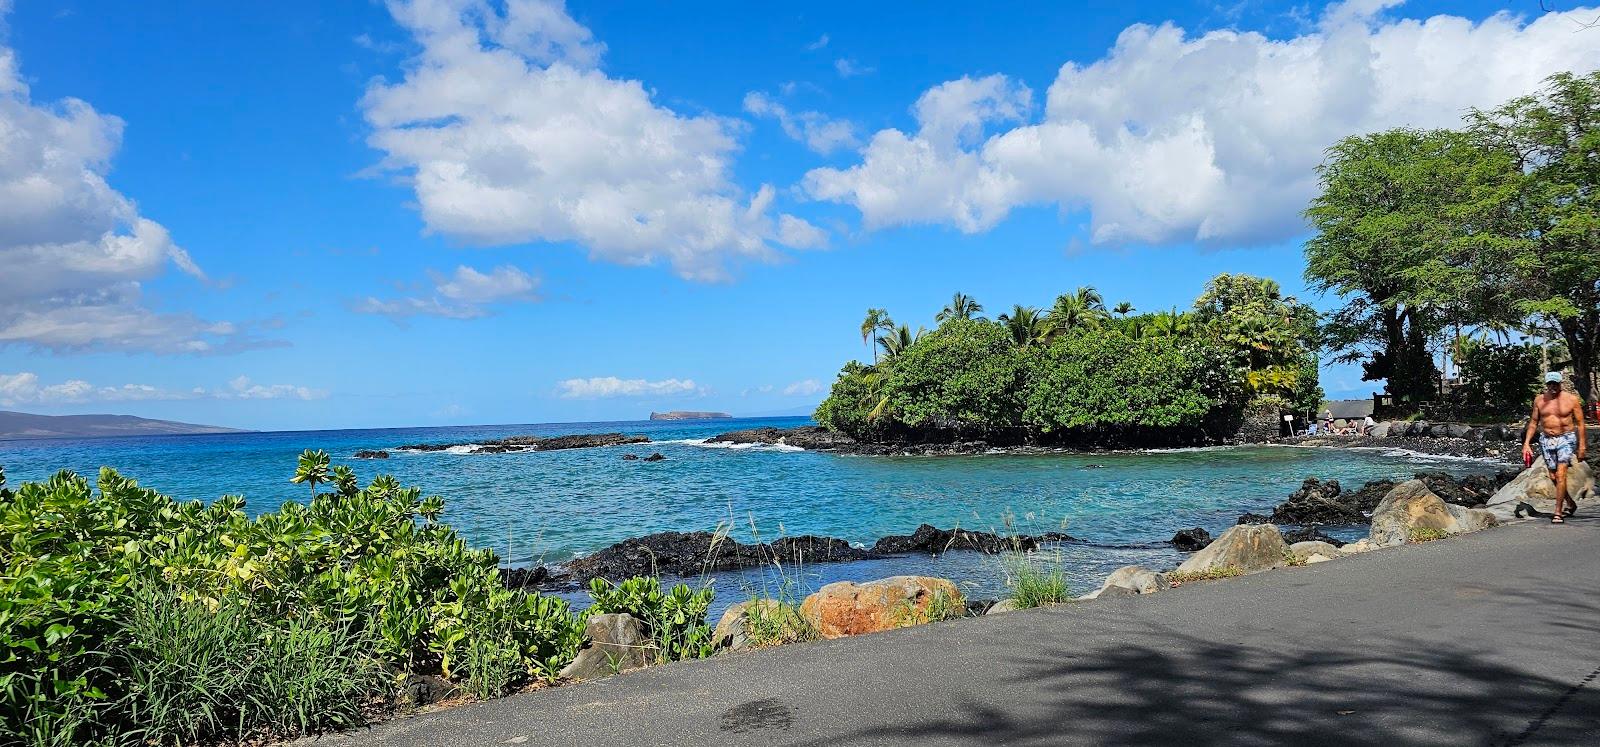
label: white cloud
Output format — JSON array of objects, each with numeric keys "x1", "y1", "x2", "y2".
[
  {"x1": 782, "y1": 378, "x2": 823, "y2": 396},
  {"x1": 224, "y1": 376, "x2": 327, "y2": 401},
  {"x1": 556, "y1": 376, "x2": 703, "y2": 399},
  {"x1": 806, "y1": 34, "x2": 829, "y2": 51},
  {"x1": 834, "y1": 58, "x2": 872, "y2": 78},
  {"x1": 0, "y1": 21, "x2": 247, "y2": 353},
  {"x1": 805, "y1": 2, "x2": 1600, "y2": 246},
  {"x1": 0, "y1": 372, "x2": 324, "y2": 407},
  {"x1": 363, "y1": 0, "x2": 821, "y2": 281},
  {"x1": 743, "y1": 91, "x2": 858, "y2": 155},
  {"x1": 355, "y1": 264, "x2": 540, "y2": 319}
]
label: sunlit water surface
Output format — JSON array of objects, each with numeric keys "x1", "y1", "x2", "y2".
[{"x1": 1, "y1": 416, "x2": 1498, "y2": 609}]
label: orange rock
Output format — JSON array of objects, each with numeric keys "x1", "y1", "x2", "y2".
[{"x1": 799, "y1": 575, "x2": 963, "y2": 639}]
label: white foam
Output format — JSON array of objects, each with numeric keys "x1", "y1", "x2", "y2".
[{"x1": 667, "y1": 437, "x2": 805, "y2": 452}]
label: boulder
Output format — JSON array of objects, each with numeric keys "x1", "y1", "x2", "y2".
[
  {"x1": 1306, "y1": 554, "x2": 1334, "y2": 564},
  {"x1": 1088, "y1": 584, "x2": 1140, "y2": 600},
  {"x1": 800, "y1": 576, "x2": 963, "y2": 639},
  {"x1": 1370, "y1": 422, "x2": 1393, "y2": 439},
  {"x1": 643, "y1": 452, "x2": 666, "y2": 462},
  {"x1": 1170, "y1": 527, "x2": 1212, "y2": 552},
  {"x1": 986, "y1": 599, "x2": 1020, "y2": 615},
  {"x1": 1368, "y1": 480, "x2": 1499, "y2": 547},
  {"x1": 1483, "y1": 462, "x2": 1596, "y2": 521},
  {"x1": 401, "y1": 674, "x2": 460, "y2": 706},
  {"x1": 1340, "y1": 538, "x2": 1376, "y2": 554},
  {"x1": 1281, "y1": 526, "x2": 1347, "y2": 547},
  {"x1": 1407, "y1": 421, "x2": 1430, "y2": 437},
  {"x1": 714, "y1": 599, "x2": 784, "y2": 652},
  {"x1": 1175, "y1": 524, "x2": 1290, "y2": 576},
  {"x1": 1289, "y1": 540, "x2": 1343, "y2": 562},
  {"x1": 558, "y1": 613, "x2": 652, "y2": 681},
  {"x1": 621, "y1": 453, "x2": 639, "y2": 461},
  {"x1": 1236, "y1": 512, "x2": 1273, "y2": 525},
  {"x1": 1443, "y1": 424, "x2": 1478, "y2": 440},
  {"x1": 1101, "y1": 565, "x2": 1169, "y2": 595},
  {"x1": 354, "y1": 449, "x2": 390, "y2": 459}
]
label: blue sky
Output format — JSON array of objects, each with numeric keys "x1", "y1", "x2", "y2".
[{"x1": 1, "y1": 0, "x2": 1596, "y2": 430}]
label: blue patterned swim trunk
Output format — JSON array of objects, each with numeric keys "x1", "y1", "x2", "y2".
[{"x1": 1540, "y1": 431, "x2": 1577, "y2": 470}]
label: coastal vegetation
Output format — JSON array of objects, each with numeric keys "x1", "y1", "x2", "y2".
[
  {"x1": 1307, "y1": 70, "x2": 1600, "y2": 414},
  {"x1": 819, "y1": 273, "x2": 1321, "y2": 446},
  {"x1": 818, "y1": 71, "x2": 1597, "y2": 439},
  {"x1": 0, "y1": 458, "x2": 715, "y2": 746}
]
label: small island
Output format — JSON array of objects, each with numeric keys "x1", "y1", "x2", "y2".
[{"x1": 649, "y1": 411, "x2": 732, "y2": 421}]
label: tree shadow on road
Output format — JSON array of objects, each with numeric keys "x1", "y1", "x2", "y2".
[{"x1": 816, "y1": 586, "x2": 1600, "y2": 747}]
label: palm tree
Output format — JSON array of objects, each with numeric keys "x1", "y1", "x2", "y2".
[
  {"x1": 291, "y1": 449, "x2": 331, "y2": 500},
  {"x1": 997, "y1": 305, "x2": 1049, "y2": 348},
  {"x1": 1144, "y1": 309, "x2": 1192, "y2": 338},
  {"x1": 935, "y1": 292, "x2": 984, "y2": 323},
  {"x1": 1046, "y1": 287, "x2": 1108, "y2": 338},
  {"x1": 860, "y1": 308, "x2": 894, "y2": 364},
  {"x1": 1113, "y1": 301, "x2": 1134, "y2": 317},
  {"x1": 877, "y1": 324, "x2": 923, "y2": 360}
]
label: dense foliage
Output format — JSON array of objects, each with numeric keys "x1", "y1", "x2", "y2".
[
  {"x1": 1450, "y1": 339, "x2": 1542, "y2": 420},
  {"x1": 1307, "y1": 71, "x2": 1600, "y2": 409},
  {"x1": 819, "y1": 273, "x2": 1314, "y2": 445},
  {"x1": 0, "y1": 458, "x2": 713, "y2": 745}
]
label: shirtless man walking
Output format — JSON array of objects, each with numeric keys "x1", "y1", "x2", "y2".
[{"x1": 1522, "y1": 372, "x2": 1588, "y2": 523}]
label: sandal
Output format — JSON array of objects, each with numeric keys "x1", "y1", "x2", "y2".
[{"x1": 1552, "y1": 514, "x2": 1566, "y2": 524}]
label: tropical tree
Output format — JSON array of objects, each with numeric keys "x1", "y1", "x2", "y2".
[
  {"x1": 1468, "y1": 70, "x2": 1600, "y2": 403},
  {"x1": 935, "y1": 292, "x2": 984, "y2": 323},
  {"x1": 997, "y1": 305, "x2": 1050, "y2": 348},
  {"x1": 1140, "y1": 309, "x2": 1192, "y2": 338},
  {"x1": 860, "y1": 308, "x2": 894, "y2": 364},
  {"x1": 1304, "y1": 127, "x2": 1518, "y2": 407},
  {"x1": 290, "y1": 449, "x2": 331, "y2": 500},
  {"x1": 1046, "y1": 287, "x2": 1108, "y2": 338},
  {"x1": 877, "y1": 324, "x2": 923, "y2": 361},
  {"x1": 1113, "y1": 301, "x2": 1135, "y2": 317}
]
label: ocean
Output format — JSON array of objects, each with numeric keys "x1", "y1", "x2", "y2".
[{"x1": 0, "y1": 416, "x2": 1498, "y2": 604}]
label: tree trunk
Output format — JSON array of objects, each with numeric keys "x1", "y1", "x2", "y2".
[{"x1": 1560, "y1": 315, "x2": 1597, "y2": 407}]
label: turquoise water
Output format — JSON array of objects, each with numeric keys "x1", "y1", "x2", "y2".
[{"x1": 0, "y1": 416, "x2": 1496, "y2": 600}]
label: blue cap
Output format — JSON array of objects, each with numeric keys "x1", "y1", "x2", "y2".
[{"x1": 1545, "y1": 372, "x2": 1564, "y2": 384}]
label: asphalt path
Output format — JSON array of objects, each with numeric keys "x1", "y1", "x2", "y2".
[{"x1": 307, "y1": 515, "x2": 1600, "y2": 746}]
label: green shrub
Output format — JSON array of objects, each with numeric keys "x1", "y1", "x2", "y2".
[
  {"x1": 1023, "y1": 330, "x2": 1240, "y2": 440},
  {"x1": 585, "y1": 577, "x2": 717, "y2": 663},
  {"x1": 813, "y1": 361, "x2": 888, "y2": 439},
  {"x1": 1453, "y1": 339, "x2": 1541, "y2": 419},
  {"x1": 0, "y1": 457, "x2": 585, "y2": 745},
  {"x1": 884, "y1": 319, "x2": 1025, "y2": 435}
]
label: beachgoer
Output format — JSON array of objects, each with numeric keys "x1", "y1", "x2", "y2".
[
  {"x1": 1362, "y1": 415, "x2": 1375, "y2": 436},
  {"x1": 1321, "y1": 409, "x2": 1333, "y2": 434},
  {"x1": 1522, "y1": 372, "x2": 1588, "y2": 523}
]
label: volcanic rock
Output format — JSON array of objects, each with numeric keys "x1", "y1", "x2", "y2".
[
  {"x1": 870, "y1": 523, "x2": 1078, "y2": 554},
  {"x1": 1170, "y1": 527, "x2": 1212, "y2": 552}
]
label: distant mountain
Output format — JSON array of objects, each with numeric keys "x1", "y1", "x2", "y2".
[
  {"x1": 0, "y1": 411, "x2": 245, "y2": 441},
  {"x1": 648, "y1": 411, "x2": 732, "y2": 421}
]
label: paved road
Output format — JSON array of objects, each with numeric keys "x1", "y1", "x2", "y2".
[{"x1": 313, "y1": 516, "x2": 1600, "y2": 746}]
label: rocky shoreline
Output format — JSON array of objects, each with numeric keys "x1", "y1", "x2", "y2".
[
  {"x1": 396, "y1": 432, "x2": 650, "y2": 454},
  {"x1": 704, "y1": 422, "x2": 1560, "y2": 461},
  {"x1": 506, "y1": 523, "x2": 1195, "y2": 590}
]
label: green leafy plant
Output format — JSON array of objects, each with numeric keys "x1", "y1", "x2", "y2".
[
  {"x1": 585, "y1": 577, "x2": 717, "y2": 664},
  {"x1": 0, "y1": 460, "x2": 584, "y2": 745}
]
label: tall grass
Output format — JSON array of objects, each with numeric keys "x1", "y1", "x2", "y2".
[
  {"x1": 998, "y1": 549, "x2": 1074, "y2": 609},
  {"x1": 117, "y1": 585, "x2": 383, "y2": 744}
]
